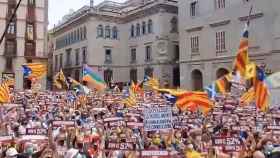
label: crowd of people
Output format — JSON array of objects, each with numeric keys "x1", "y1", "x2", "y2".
[{"x1": 0, "y1": 86, "x2": 280, "y2": 158}]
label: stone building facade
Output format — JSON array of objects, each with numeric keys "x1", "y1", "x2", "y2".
[
  {"x1": 52, "y1": 0, "x2": 280, "y2": 89},
  {"x1": 52, "y1": 0, "x2": 180, "y2": 87},
  {"x1": 0, "y1": 0, "x2": 48, "y2": 89},
  {"x1": 179, "y1": 0, "x2": 280, "y2": 90}
]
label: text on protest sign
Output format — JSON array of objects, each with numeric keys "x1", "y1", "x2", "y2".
[
  {"x1": 26, "y1": 128, "x2": 47, "y2": 135},
  {"x1": 107, "y1": 142, "x2": 134, "y2": 150},
  {"x1": 212, "y1": 137, "x2": 242, "y2": 152},
  {"x1": 52, "y1": 120, "x2": 75, "y2": 127},
  {"x1": 144, "y1": 106, "x2": 172, "y2": 131}
]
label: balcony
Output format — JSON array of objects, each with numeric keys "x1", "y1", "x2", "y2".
[
  {"x1": 104, "y1": 59, "x2": 112, "y2": 64},
  {"x1": 65, "y1": 60, "x2": 73, "y2": 68},
  {"x1": 4, "y1": 40, "x2": 17, "y2": 57},
  {"x1": 8, "y1": 0, "x2": 16, "y2": 6},
  {"x1": 26, "y1": 7, "x2": 36, "y2": 23},
  {"x1": 4, "y1": 51, "x2": 16, "y2": 57},
  {"x1": 130, "y1": 60, "x2": 137, "y2": 64}
]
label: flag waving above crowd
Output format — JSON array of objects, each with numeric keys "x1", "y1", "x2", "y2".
[
  {"x1": 22, "y1": 63, "x2": 47, "y2": 80},
  {"x1": 3, "y1": 4, "x2": 280, "y2": 158},
  {"x1": 82, "y1": 64, "x2": 106, "y2": 91}
]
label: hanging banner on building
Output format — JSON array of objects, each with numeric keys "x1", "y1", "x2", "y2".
[{"x1": 144, "y1": 106, "x2": 172, "y2": 131}]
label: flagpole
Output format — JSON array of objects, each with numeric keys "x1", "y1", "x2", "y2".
[{"x1": 247, "y1": 6, "x2": 253, "y2": 26}]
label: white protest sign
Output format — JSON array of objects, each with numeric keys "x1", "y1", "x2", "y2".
[
  {"x1": 144, "y1": 106, "x2": 172, "y2": 131},
  {"x1": 141, "y1": 150, "x2": 169, "y2": 156}
]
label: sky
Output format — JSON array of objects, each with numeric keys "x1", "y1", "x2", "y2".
[{"x1": 48, "y1": 0, "x2": 125, "y2": 29}]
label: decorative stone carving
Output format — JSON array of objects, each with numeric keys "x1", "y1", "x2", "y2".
[
  {"x1": 186, "y1": 26, "x2": 203, "y2": 33},
  {"x1": 157, "y1": 41, "x2": 167, "y2": 55},
  {"x1": 200, "y1": 63, "x2": 205, "y2": 70},
  {"x1": 239, "y1": 13, "x2": 264, "y2": 21},
  {"x1": 209, "y1": 20, "x2": 231, "y2": 27}
]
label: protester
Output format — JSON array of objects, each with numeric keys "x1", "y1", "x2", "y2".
[{"x1": 0, "y1": 86, "x2": 280, "y2": 158}]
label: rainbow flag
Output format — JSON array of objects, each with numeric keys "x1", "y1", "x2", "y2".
[
  {"x1": 82, "y1": 65, "x2": 106, "y2": 91},
  {"x1": 22, "y1": 63, "x2": 47, "y2": 79}
]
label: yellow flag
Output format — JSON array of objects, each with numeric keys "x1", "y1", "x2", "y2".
[
  {"x1": 53, "y1": 69, "x2": 68, "y2": 89},
  {"x1": 0, "y1": 82, "x2": 10, "y2": 103},
  {"x1": 245, "y1": 63, "x2": 256, "y2": 80},
  {"x1": 240, "y1": 88, "x2": 255, "y2": 105},
  {"x1": 185, "y1": 150, "x2": 202, "y2": 158}
]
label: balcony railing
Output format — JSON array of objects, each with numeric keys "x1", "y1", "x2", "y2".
[{"x1": 104, "y1": 59, "x2": 112, "y2": 64}]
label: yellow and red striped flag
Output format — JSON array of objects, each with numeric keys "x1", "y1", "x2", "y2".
[
  {"x1": 122, "y1": 89, "x2": 137, "y2": 107},
  {"x1": 144, "y1": 76, "x2": 160, "y2": 89},
  {"x1": 131, "y1": 81, "x2": 144, "y2": 96},
  {"x1": 233, "y1": 24, "x2": 250, "y2": 77},
  {"x1": 176, "y1": 91, "x2": 214, "y2": 115},
  {"x1": 253, "y1": 67, "x2": 270, "y2": 112},
  {"x1": 22, "y1": 63, "x2": 47, "y2": 79},
  {"x1": 215, "y1": 73, "x2": 232, "y2": 94},
  {"x1": 215, "y1": 77, "x2": 227, "y2": 94},
  {"x1": 240, "y1": 87, "x2": 255, "y2": 105},
  {"x1": 0, "y1": 81, "x2": 10, "y2": 103}
]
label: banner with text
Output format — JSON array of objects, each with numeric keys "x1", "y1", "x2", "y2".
[{"x1": 144, "y1": 106, "x2": 172, "y2": 131}]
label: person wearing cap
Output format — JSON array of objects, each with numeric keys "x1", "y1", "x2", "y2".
[{"x1": 5, "y1": 147, "x2": 18, "y2": 158}]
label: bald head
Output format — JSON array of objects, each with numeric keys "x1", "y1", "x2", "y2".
[{"x1": 253, "y1": 151, "x2": 265, "y2": 158}]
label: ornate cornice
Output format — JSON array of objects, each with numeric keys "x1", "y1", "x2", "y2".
[
  {"x1": 87, "y1": 61, "x2": 176, "y2": 68},
  {"x1": 271, "y1": 50, "x2": 280, "y2": 54},
  {"x1": 238, "y1": 13, "x2": 264, "y2": 21},
  {"x1": 53, "y1": 3, "x2": 177, "y2": 34},
  {"x1": 186, "y1": 26, "x2": 203, "y2": 33},
  {"x1": 209, "y1": 20, "x2": 231, "y2": 27},
  {"x1": 180, "y1": 52, "x2": 272, "y2": 63},
  {"x1": 53, "y1": 14, "x2": 90, "y2": 36}
]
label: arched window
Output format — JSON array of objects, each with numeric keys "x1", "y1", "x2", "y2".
[
  {"x1": 131, "y1": 25, "x2": 135, "y2": 37},
  {"x1": 130, "y1": 69, "x2": 137, "y2": 83},
  {"x1": 142, "y1": 21, "x2": 146, "y2": 35},
  {"x1": 170, "y1": 17, "x2": 178, "y2": 33},
  {"x1": 216, "y1": 68, "x2": 229, "y2": 79},
  {"x1": 148, "y1": 19, "x2": 153, "y2": 33},
  {"x1": 112, "y1": 26, "x2": 118, "y2": 39},
  {"x1": 191, "y1": 69, "x2": 203, "y2": 91},
  {"x1": 144, "y1": 67, "x2": 153, "y2": 77},
  {"x1": 105, "y1": 25, "x2": 111, "y2": 38},
  {"x1": 104, "y1": 69, "x2": 113, "y2": 84},
  {"x1": 97, "y1": 25, "x2": 103, "y2": 38},
  {"x1": 136, "y1": 23, "x2": 140, "y2": 36}
]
